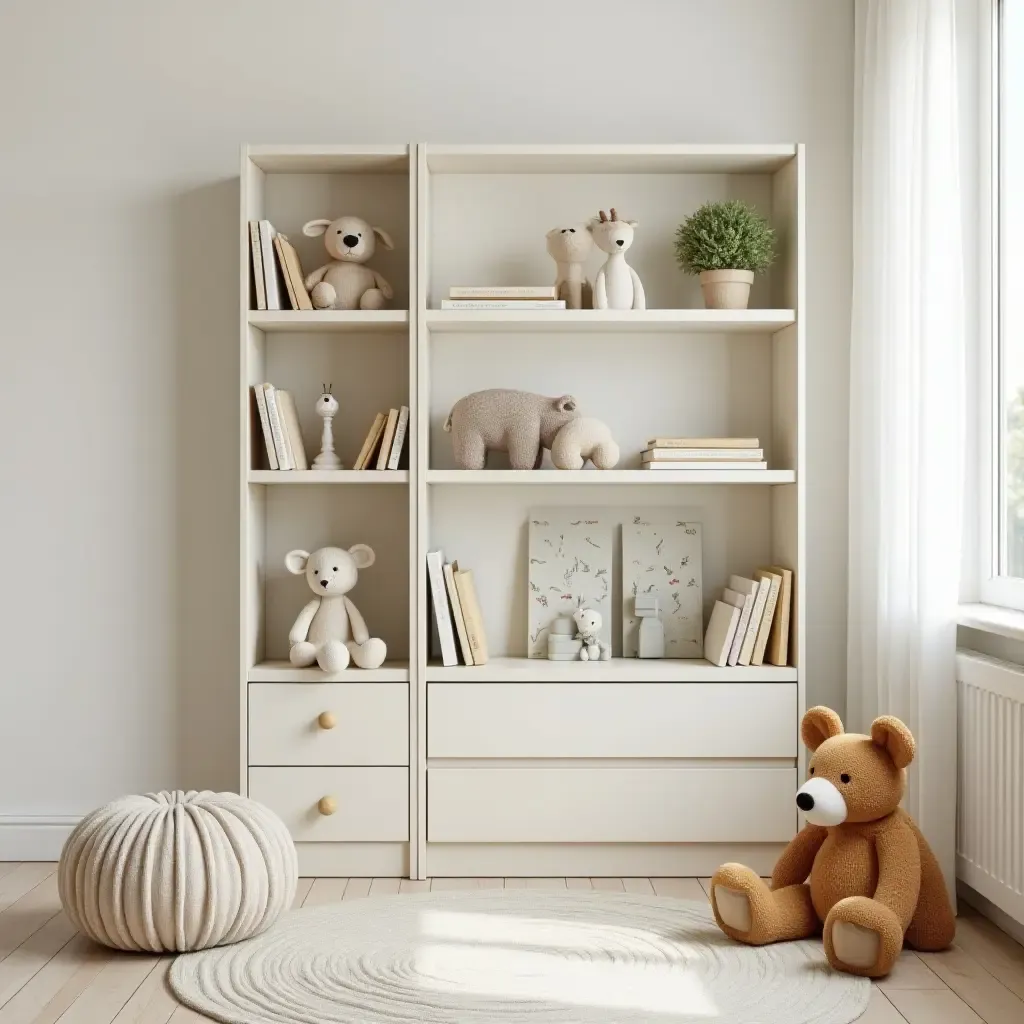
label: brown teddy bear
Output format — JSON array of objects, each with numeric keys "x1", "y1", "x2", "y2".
[{"x1": 710, "y1": 706, "x2": 955, "y2": 978}]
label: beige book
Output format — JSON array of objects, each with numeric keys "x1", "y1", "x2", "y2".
[
  {"x1": 646, "y1": 436, "x2": 759, "y2": 449},
  {"x1": 704, "y1": 600, "x2": 740, "y2": 668},
  {"x1": 376, "y1": 408, "x2": 399, "y2": 470},
  {"x1": 386, "y1": 406, "x2": 410, "y2": 470},
  {"x1": 721, "y1": 587, "x2": 753, "y2": 667},
  {"x1": 729, "y1": 574, "x2": 769, "y2": 665},
  {"x1": 454, "y1": 569, "x2": 489, "y2": 665},
  {"x1": 354, "y1": 413, "x2": 386, "y2": 470},
  {"x1": 249, "y1": 221, "x2": 267, "y2": 310},
  {"x1": 752, "y1": 569, "x2": 783, "y2": 666},
  {"x1": 252, "y1": 384, "x2": 278, "y2": 469},
  {"x1": 275, "y1": 234, "x2": 313, "y2": 311},
  {"x1": 444, "y1": 560, "x2": 474, "y2": 665},
  {"x1": 272, "y1": 235, "x2": 297, "y2": 310},
  {"x1": 764, "y1": 565, "x2": 793, "y2": 666},
  {"x1": 275, "y1": 390, "x2": 308, "y2": 470}
]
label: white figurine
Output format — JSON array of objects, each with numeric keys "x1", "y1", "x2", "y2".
[
  {"x1": 573, "y1": 607, "x2": 611, "y2": 662},
  {"x1": 545, "y1": 224, "x2": 593, "y2": 309},
  {"x1": 312, "y1": 384, "x2": 342, "y2": 470},
  {"x1": 589, "y1": 208, "x2": 646, "y2": 310}
]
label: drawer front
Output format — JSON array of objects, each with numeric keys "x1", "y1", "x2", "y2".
[
  {"x1": 249, "y1": 683, "x2": 408, "y2": 766},
  {"x1": 249, "y1": 767, "x2": 408, "y2": 842},
  {"x1": 427, "y1": 766, "x2": 796, "y2": 843},
  {"x1": 427, "y1": 683, "x2": 796, "y2": 758}
]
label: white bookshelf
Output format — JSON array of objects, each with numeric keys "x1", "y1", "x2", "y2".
[{"x1": 241, "y1": 142, "x2": 805, "y2": 881}]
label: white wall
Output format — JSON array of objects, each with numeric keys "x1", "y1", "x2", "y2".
[{"x1": 0, "y1": 0, "x2": 852, "y2": 844}]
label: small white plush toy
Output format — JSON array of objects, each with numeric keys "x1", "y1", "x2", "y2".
[
  {"x1": 589, "y1": 208, "x2": 645, "y2": 310},
  {"x1": 302, "y1": 215, "x2": 395, "y2": 310},
  {"x1": 285, "y1": 545, "x2": 387, "y2": 672},
  {"x1": 573, "y1": 607, "x2": 611, "y2": 662},
  {"x1": 545, "y1": 224, "x2": 593, "y2": 309},
  {"x1": 551, "y1": 417, "x2": 620, "y2": 470}
]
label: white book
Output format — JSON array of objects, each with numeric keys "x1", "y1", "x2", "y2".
[
  {"x1": 443, "y1": 560, "x2": 473, "y2": 665},
  {"x1": 729, "y1": 574, "x2": 770, "y2": 665},
  {"x1": 252, "y1": 384, "x2": 278, "y2": 469},
  {"x1": 642, "y1": 461, "x2": 767, "y2": 471},
  {"x1": 275, "y1": 389, "x2": 308, "y2": 471},
  {"x1": 643, "y1": 448, "x2": 763, "y2": 461},
  {"x1": 262, "y1": 384, "x2": 293, "y2": 469},
  {"x1": 258, "y1": 220, "x2": 283, "y2": 311},
  {"x1": 721, "y1": 587, "x2": 754, "y2": 666},
  {"x1": 704, "y1": 600, "x2": 740, "y2": 667},
  {"x1": 752, "y1": 569, "x2": 783, "y2": 666},
  {"x1": 427, "y1": 550, "x2": 459, "y2": 667},
  {"x1": 439, "y1": 299, "x2": 567, "y2": 310},
  {"x1": 386, "y1": 406, "x2": 410, "y2": 470},
  {"x1": 449, "y1": 286, "x2": 558, "y2": 299},
  {"x1": 249, "y1": 221, "x2": 267, "y2": 311}
]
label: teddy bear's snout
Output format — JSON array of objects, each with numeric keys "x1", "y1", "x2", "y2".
[
  {"x1": 796, "y1": 776, "x2": 848, "y2": 827},
  {"x1": 796, "y1": 792, "x2": 814, "y2": 811},
  {"x1": 342, "y1": 234, "x2": 359, "y2": 248},
  {"x1": 616, "y1": 238, "x2": 625, "y2": 246},
  {"x1": 320, "y1": 578, "x2": 329, "y2": 588}
]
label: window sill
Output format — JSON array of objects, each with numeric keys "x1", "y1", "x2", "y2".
[{"x1": 957, "y1": 603, "x2": 1024, "y2": 642}]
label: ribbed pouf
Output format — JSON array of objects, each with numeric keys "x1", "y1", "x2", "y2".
[
  {"x1": 59, "y1": 790, "x2": 297, "y2": 952},
  {"x1": 170, "y1": 891, "x2": 870, "y2": 1024}
]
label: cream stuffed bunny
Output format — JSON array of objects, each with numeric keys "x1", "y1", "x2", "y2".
[
  {"x1": 285, "y1": 545, "x2": 387, "y2": 672},
  {"x1": 302, "y1": 215, "x2": 395, "y2": 310}
]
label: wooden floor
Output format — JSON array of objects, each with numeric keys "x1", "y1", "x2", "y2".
[{"x1": 1, "y1": 864, "x2": 1022, "y2": 1022}]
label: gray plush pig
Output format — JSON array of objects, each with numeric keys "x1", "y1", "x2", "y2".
[{"x1": 442, "y1": 389, "x2": 580, "y2": 469}]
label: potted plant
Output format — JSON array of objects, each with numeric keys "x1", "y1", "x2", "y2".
[{"x1": 674, "y1": 200, "x2": 776, "y2": 309}]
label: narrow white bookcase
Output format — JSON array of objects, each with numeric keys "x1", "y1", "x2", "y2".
[{"x1": 241, "y1": 143, "x2": 805, "y2": 880}]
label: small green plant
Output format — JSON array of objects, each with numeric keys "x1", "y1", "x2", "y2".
[{"x1": 674, "y1": 200, "x2": 776, "y2": 274}]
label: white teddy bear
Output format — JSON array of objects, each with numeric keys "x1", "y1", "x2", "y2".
[
  {"x1": 573, "y1": 607, "x2": 611, "y2": 662},
  {"x1": 545, "y1": 224, "x2": 593, "y2": 309},
  {"x1": 285, "y1": 545, "x2": 387, "y2": 672},
  {"x1": 302, "y1": 215, "x2": 395, "y2": 310}
]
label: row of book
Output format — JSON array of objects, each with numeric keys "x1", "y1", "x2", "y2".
[
  {"x1": 704, "y1": 566, "x2": 793, "y2": 667},
  {"x1": 642, "y1": 436, "x2": 767, "y2": 471},
  {"x1": 249, "y1": 220, "x2": 312, "y2": 311},
  {"x1": 440, "y1": 286, "x2": 565, "y2": 310},
  {"x1": 253, "y1": 384, "x2": 308, "y2": 470},
  {"x1": 426, "y1": 550, "x2": 489, "y2": 666},
  {"x1": 352, "y1": 407, "x2": 410, "y2": 470}
]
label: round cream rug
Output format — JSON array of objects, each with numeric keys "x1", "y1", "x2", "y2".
[{"x1": 170, "y1": 890, "x2": 870, "y2": 1024}]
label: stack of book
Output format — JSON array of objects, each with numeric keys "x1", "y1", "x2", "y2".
[
  {"x1": 252, "y1": 383, "x2": 308, "y2": 470},
  {"x1": 426, "y1": 550, "x2": 489, "y2": 666},
  {"x1": 703, "y1": 566, "x2": 793, "y2": 668},
  {"x1": 353, "y1": 407, "x2": 410, "y2": 470},
  {"x1": 440, "y1": 286, "x2": 565, "y2": 310},
  {"x1": 248, "y1": 220, "x2": 312, "y2": 311},
  {"x1": 642, "y1": 436, "x2": 766, "y2": 471}
]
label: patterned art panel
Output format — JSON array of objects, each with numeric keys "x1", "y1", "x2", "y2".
[
  {"x1": 527, "y1": 510, "x2": 613, "y2": 658},
  {"x1": 622, "y1": 515, "x2": 703, "y2": 658}
]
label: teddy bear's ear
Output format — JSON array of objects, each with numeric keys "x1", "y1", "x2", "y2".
[
  {"x1": 555, "y1": 395, "x2": 577, "y2": 413},
  {"x1": 801, "y1": 706, "x2": 844, "y2": 751},
  {"x1": 870, "y1": 716, "x2": 916, "y2": 769},
  {"x1": 348, "y1": 543, "x2": 375, "y2": 570},
  {"x1": 372, "y1": 226, "x2": 395, "y2": 251},
  {"x1": 302, "y1": 219, "x2": 331, "y2": 237},
  {"x1": 285, "y1": 549, "x2": 310, "y2": 574},
  {"x1": 627, "y1": 220, "x2": 638, "y2": 228}
]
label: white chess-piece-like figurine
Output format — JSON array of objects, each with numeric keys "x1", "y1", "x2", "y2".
[
  {"x1": 589, "y1": 208, "x2": 646, "y2": 310},
  {"x1": 313, "y1": 384, "x2": 342, "y2": 470}
]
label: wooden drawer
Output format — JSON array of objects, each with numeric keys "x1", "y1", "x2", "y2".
[
  {"x1": 249, "y1": 683, "x2": 407, "y2": 766},
  {"x1": 427, "y1": 766, "x2": 796, "y2": 843},
  {"x1": 249, "y1": 767, "x2": 408, "y2": 842},
  {"x1": 427, "y1": 683, "x2": 796, "y2": 758}
]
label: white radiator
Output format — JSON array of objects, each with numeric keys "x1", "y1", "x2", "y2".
[{"x1": 956, "y1": 650, "x2": 1024, "y2": 927}]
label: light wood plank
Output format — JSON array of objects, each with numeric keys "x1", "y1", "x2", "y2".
[
  {"x1": 917, "y1": 944, "x2": 1024, "y2": 1023},
  {"x1": 876, "y1": 952, "x2": 946, "y2": 992},
  {"x1": 526, "y1": 878, "x2": 566, "y2": 890},
  {"x1": 476, "y1": 878, "x2": 504, "y2": 889},
  {"x1": 884, "y1": 989, "x2": 984, "y2": 1024},
  {"x1": 622, "y1": 878, "x2": 654, "y2": 895},
  {"x1": 858, "y1": 988, "x2": 910, "y2": 1023},
  {"x1": 110, "y1": 957, "x2": 178, "y2": 1024},
  {"x1": 0, "y1": 934, "x2": 108, "y2": 1023},
  {"x1": 954, "y1": 909, "x2": 1024, "y2": 1000},
  {"x1": 368, "y1": 878, "x2": 401, "y2": 896},
  {"x1": 167, "y1": 1007, "x2": 213, "y2": 1023},
  {"x1": 503, "y1": 878, "x2": 528, "y2": 889},
  {"x1": 0, "y1": 874, "x2": 60, "y2": 963},
  {"x1": 56, "y1": 953, "x2": 161, "y2": 1024},
  {"x1": 590, "y1": 878, "x2": 625, "y2": 892},
  {"x1": 301, "y1": 878, "x2": 348, "y2": 907},
  {"x1": 0, "y1": 912, "x2": 76, "y2": 1007},
  {"x1": 0, "y1": 865, "x2": 57, "y2": 914},
  {"x1": 291, "y1": 878, "x2": 314, "y2": 910},
  {"x1": 343, "y1": 878, "x2": 372, "y2": 900},
  {"x1": 0, "y1": 869, "x2": 20, "y2": 883},
  {"x1": 398, "y1": 879, "x2": 430, "y2": 894},
  {"x1": 565, "y1": 878, "x2": 592, "y2": 890},
  {"x1": 652, "y1": 878, "x2": 708, "y2": 901},
  {"x1": 430, "y1": 878, "x2": 481, "y2": 891}
]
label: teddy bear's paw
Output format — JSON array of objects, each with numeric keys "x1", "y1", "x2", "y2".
[
  {"x1": 311, "y1": 282, "x2": 337, "y2": 309},
  {"x1": 317, "y1": 641, "x2": 350, "y2": 673},
  {"x1": 348, "y1": 637, "x2": 387, "y2": 669},
  {"x1": 825, "y1": 897, "x2": 902, "y2": 977},
  {"x1": 715, "y1": 887, "x2": 753, "y2": 933},
  {"x1": 290, "y1": 642, "x2": 317, "y2": 668},
  {"x1": 710, "y1": 863, "x2": 769, "y2": 942},
  {"x1": 359, "y1": 288, "x2": 385, "y2": 310},
  {"x1": 831, "y1": 921, "x2": 879, "y2": 970}
]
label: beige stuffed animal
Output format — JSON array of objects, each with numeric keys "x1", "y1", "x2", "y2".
[
  {"x1": 551, "y1": 417, "x2": 620, "y2": 470},
  {"x1": 589, "y1": 208, "x2": 645, "y2": 310},
  {"x1": 546, "y1": 224, "x2": 593, "y2": 309},
  {"x1": 302, "y1": 215, "x2": 395, "y2": 310}
]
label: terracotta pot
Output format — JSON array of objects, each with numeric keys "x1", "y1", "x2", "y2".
[{"x1": 699, "y1": 269, "x2": 755, "y2": 310}]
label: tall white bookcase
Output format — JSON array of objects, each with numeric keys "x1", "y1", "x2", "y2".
[{"x1": 241, "y1": 143, "x2": 805, "y2": 880}]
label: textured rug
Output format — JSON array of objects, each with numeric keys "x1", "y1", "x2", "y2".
[{"x1": 170, "y1": 890, "x2": 871, "y2": 1024}]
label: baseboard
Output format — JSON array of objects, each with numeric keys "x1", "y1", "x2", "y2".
[
  {"x1": 0, "y1": 816, "x2": 79, "y2": 861},
  {"x1": 958, "y1": 879, "x2": 1024, "y2": 946}
]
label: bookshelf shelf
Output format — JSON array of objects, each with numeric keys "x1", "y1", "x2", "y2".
[
  {"x1": 426, "y1": 657, "x2": 796, "y2": 683},
  {"x1": 248, "y1": 470, "x2": 408, "y2": 484},
  {"x1": 426, "y1": 469, "x2": 795, "y2": 485},
  {"x1": 249, "y1": 310, "x2": 409, "y2": 333},
  {"x1": 248, "y1": 660, "x2": 410, "y2": 683},
  {"x1": 426, "y1": 309, "x2": 795, "y2": 334}
]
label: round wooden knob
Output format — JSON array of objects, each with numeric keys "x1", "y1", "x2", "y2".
[
  {"x1": 317, "y1": 711, "x2": 336, "y2": 730},
  {"x1": 317, "y1": 796, "x2": 338, "y2": 816}
]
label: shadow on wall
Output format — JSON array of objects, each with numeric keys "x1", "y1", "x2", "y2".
[{"x1": 173, "y1": 178, "x2": 240, "y2": 792}]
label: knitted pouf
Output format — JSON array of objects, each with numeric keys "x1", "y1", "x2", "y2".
[{"x1": 58, "y1": 790, "x2": 297, "y2": 952}]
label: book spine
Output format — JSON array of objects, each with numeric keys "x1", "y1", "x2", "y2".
[
  {"x1": 273, "y1": 235, "x2": 297, "y2": 310},
  {"x1": 427, "y1": 552, "x2": 459, "y2": 667},
  {"x1": 252, "y1": 385, "x2": 278, "y2": 470},
  {"x1": 263, "y1": 386, "x2": 293, "y2": 470},
  {"x1": 644, "y1": 448, "x2": 763, "y2": 460},
  {"x1": 439, "y1": 300, "x2": 567, "y2": 310},
  {"x1": 646, "y1": 438, "x2": 759, "y2": 449},
  {"x1": 767, "y1": 568, "x2": 792, "y2": 666},
  {"x1": 443, "y1": 562, "x2": 474, "y2": 665},
  {"x1": 739, "y1": 580, "x2": 769, "y2": 665},
  {"x1": 752, "y1": 574, "x2": 782, "y2": 666},
  {"x1": 386, "y1": 406, "x2": 410, "y2": 470},
  {"x1": 727, "y1": 595, "x2": 753, "y2": 666},
  {"x1": 642, "y1": 461, "x2": 767, "y2": 471},
  {"x1": 376, "y1": 409, "x2": 399, "y2": 470},
  {"x1": 276, "y1": 390, "x2": 308, "y2": 471},
  {"x1": 455, "y1": 570, "x2": 488, "y2": 665},
  {"x1": 258, "y1": 221, "x2": 282, "y2": 310},
  {"x1": 249, "y1": 222, "x2": 267, "y2": 310},
  {"x1": 449, "y1": 286, "x2": 557, "y2": 298}
]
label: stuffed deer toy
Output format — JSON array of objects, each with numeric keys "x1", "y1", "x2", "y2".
[
  {"x1": 302, "y1": 215, "x2": 395, "y2": 310},
  {"x1": 589, "y1": 208, "x2": 645, "y2": 310}
]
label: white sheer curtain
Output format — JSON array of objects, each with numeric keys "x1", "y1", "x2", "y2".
[{"x1": 848, "y1": 0, "x2": 965, "y2": 894}]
